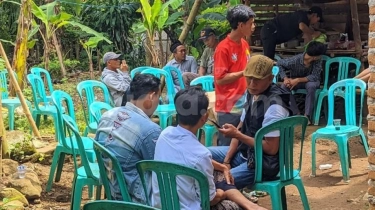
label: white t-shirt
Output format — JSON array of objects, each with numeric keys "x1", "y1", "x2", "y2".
[{"x1": 240, "y1": 103, "x2": 290, "y2": 137}]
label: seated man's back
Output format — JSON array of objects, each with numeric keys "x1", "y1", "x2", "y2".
[
  {"x1": 96, "y1": 74, "x2": 162, "y2": 204},
  {"x1": 153, "y1": 126, "x2": 216, "y2": 210}
]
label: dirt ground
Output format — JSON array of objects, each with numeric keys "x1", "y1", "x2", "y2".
[{"x1": 10, "y1": 124, "x2": 368, "y2": 210}]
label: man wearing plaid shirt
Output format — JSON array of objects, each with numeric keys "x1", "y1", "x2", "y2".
[{"x1": 277, "y1": 41, "x2": 326, "y2": 123}]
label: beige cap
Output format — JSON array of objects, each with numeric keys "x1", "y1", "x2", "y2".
[{"x1": 243, "y1": 55, "x2": 274, "y2": 79}]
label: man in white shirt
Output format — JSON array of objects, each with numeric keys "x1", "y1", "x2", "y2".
[{"x1": 153, "y1": 87, "x2": 267, "y2": 210}]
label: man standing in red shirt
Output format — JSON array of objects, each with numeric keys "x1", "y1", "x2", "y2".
[{"x1": 214, "y1": 5, "x2": 256, "y2": 146}]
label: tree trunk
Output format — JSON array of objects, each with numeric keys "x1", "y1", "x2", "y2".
[
  {"x1": 178, "y1": 0, "x2": 203, "y2": 44},
  {"x1": 158, "y1": 31, "x2": 165, "y2": 66},
  {"x1": 0, "y1": 95, "x2": 10, "y2": 169},
  {"x1": 44, "y1": 44, "x2": 50, "y2": 71},
  {"x1": 0, "y1": 42, "x2": 42, "y2": 139},
  {"x1": 10, "y1": 0, "x2": 32, "y2": 95},
  {"x1": 89, "y1": 54, "x2": 94, "y2": 79},
  {"x1": 52, "y1": 32, "x2": 66, "y2": 77}
]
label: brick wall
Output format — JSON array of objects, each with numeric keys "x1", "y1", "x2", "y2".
[{"x1": 369, "y1": 1, "x2": 375, "y2": 209}]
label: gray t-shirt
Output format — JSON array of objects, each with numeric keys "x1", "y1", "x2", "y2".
[{"x1": 200, "y1": 47, "x2": 214, "y2": 75}]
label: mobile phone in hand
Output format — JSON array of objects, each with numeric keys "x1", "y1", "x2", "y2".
[{"x1": 208, "y1": 118, "x2": 221, "y2": 128}]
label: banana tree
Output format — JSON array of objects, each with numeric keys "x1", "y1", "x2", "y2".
[
  {"x1": 31, "y1": 0, "x2": 111, "y2": 77},
  {"x1": 81, "y1": 36, "x2": 112, "y2": 79},
  {"x1": 133, "y1": 0, "x2": 183, "y2": 67}
]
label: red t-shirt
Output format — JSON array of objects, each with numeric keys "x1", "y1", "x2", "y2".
[{"x1": 214, "y1": 35, "x2": 250, "y2": 113}]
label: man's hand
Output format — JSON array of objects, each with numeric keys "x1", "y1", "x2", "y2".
[
  {"x1": 288, "y1": 78, "x2": 300, "y2": 89},
  {"x1": 283, "y1": 77, "x2": 291, "y2": 86},
  {"x1": 219, "y1": 124, "x2": 240, "y2": 138},
  {"x1": 223, "y1": 166, "x2": 234, "y2": 185},
  {"x1": 120, "y1": 60, "x2": 129, "y2": 72}
]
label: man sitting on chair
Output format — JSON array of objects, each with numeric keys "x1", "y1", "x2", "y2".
[
  {"x1": 277, "y1": 41, "x2": 326, "y2": 123},
  {"x1": 153, "y1": 87, "x2": 267, "y2": 210},
  {"x1": 96, "y1": 74, "x2": 162, "y2": 204},
  {"x1": 208, "y1": 55, "x2": 294, "y2": 190}
]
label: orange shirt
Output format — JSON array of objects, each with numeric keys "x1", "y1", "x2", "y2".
[{"x1": 214, "y1": 35, "x2": 250, "y2": 113}]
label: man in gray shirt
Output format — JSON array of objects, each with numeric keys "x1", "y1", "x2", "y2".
[
  {"x1": 101, "y1": 52, "x2": 131, "y2": 107},
  {"x1": 198, "y1": 28, "x2": 219, "y2": 76},
  {"x1": 165, "y1": 41, "x2": 198, "y2": 90}
]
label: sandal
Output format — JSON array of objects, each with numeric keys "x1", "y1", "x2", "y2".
[{"x1": 242, "y1": 191, "x2": 259, "y2": 203}]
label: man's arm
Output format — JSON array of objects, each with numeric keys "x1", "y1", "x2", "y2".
[
  {"x1": 199, "y1": 66, "x2": 207, "y2": 76},
  {"x1": 216, "y1": 71, "x2": 244, "y2": 85},
  {"x1": 190, "y1": 57, "x2": 198, "y2": 74},
  {"x1": 102, "y1": 73, "x2": 130, "y2": 92},
  {"x1": 306, "y1": 59, "x2": 322, "y2": 82}
]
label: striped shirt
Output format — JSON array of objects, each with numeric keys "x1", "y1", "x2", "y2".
[{"x1": 277, "y1": 53, "x2": 322, "y2": 82}]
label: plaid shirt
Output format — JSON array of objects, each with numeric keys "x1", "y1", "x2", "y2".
[{"x1": 277, "y1": 53, "x2": 322, "y2": 82}]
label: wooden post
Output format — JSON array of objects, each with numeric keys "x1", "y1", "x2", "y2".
[
  {"x1": 178, "y1": 0, "x2": 204, "y2": 43},
  {"x1": 0, "y1": 42, "x2": 42, "y2": 139},
  {"x1": 349, "y1": 0, "x2": 363, "y2": 59}
]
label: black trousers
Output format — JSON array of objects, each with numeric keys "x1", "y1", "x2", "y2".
[{"x1": 261, "y1": 23, "x2": 278, "y2": 60}]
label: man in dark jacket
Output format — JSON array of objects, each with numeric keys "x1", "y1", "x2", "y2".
[
  {"x1": 261, "y1": 6, "x2": 324, "y2": 59},
  {"x1": 208, "y1": 55, "x2": 294, "y2": 189}
]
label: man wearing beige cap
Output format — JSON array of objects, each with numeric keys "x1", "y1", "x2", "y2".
[{"x1": 208, "y1": 55, "x2": 295, "y2": 189}]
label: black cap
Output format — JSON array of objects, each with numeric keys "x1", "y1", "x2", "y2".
[
  {"x1": 308, "y1": 6, "x2": 324, "y2": 22},
  {"x1": 199, "y1": 28, "x2": 216, "y2": 40},
  {"x1": 170, "y1": 40, "x2": 183, "y2": 53}
]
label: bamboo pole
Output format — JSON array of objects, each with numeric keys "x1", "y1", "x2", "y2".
[
  {"x1": 0, "y1": 41, "x2": 42, "y2": 139},
  {"x1": 178, "y1": 0, "x2": 204, "y2": 43}
]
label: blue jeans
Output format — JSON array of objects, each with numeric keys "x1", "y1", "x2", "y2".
[{"x1": 208, "y1": 146, "x2": 255, "y2": 189}]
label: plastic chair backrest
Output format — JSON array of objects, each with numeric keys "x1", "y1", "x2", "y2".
[
  {"x1": 1, "y1": 70, "x2": 19, "y2": 99},
  {"x1": 272, "y1": 66, "x2": 279, "y2": 83},
  {"x1": 254, "y1": 116, "x2": 308, "y2": 183},
  {"x1": 51, "y1": 90, "x2": 77, "y2": 144},
  {"x1": 163, "y1": 66, "x2": 185, "y2": 90},
  {"x1": 322, "y1": 57, "x2": 361, "y2": 91},
  {"x1": 0, "y1": 70, "x2": 9, "y2": 99},
  {"x1": 76, "y1": 80, "x2": 112, "y2": 127},
  {"x1": 327, "y1": 78, "x2": 366, "y2": 127},
  {"x1": 131, "y1": 66, "x2": 159, "y2": 79},
  {"x1": 90, "y1": 101, "x2": 113, "y2": 124},
  {"x1": 136, "y1": 160, "x2": 210, "y2": 210},
  {"x1": 63, "y1": 114, "x2": 97, "y2": 179},
  {"x1": 92, "y1": 139, "x2": 131, "y2": 201},
  {"x1": 26, "y1": 74, "x2": 50, "y2": 109},
  {"x1": 274, "y1": 54, "x2": 282, "y2": 61},
  {"x1": 190, "y1": 75, "x2": 214, "y2": 91},
  {"x1": 141, "y1": 69, "x2": 175, "y2": 104},
  {"x1": 83, "y1": 200, "x2": 160, "y2": 210},
  {"x1": 30, "y1": 67, "x2": 54, "y2": 95}
]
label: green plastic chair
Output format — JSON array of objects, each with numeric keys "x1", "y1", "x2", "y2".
[
  {"x1": 131, "y1": 66, "x2": 159, "y2": 79},
  {"x1": 26, "y1": 74, "x2": 60, "y2": 141},
  {"x1": 47, "y1": 90, "x2": 96, "y2": 192},
  {"x1": 141, "y1": 69, "x2": 176, "y2": 129},
  {"x1": 163, "y1": 65, "x2": 185, "y2": 92},
  {"x1": 313, "y1": 57, "x2": 361, "y2": 125},
  {"x1": 0, "y1": 70, "x2": 22, "y2": 130},
  {"x1": 89, "y1": 101, "x2": 113, "y2": 124},
  {"x1": 92, "y1": 139, "x2": 131, "y2": 201},
  {"x1": 311, "y1": 79, "x2": 368, "y2": 182},
  {"x1": 253, "y1": 116, "x2": 310, "y2": 210},
  {"x1": 30, "y1": 67, "x2": 54, "y2": 100},
  {"x1": 83, "y1": 200, "x2": 160, "y2": 210},
  {"x1": 76, "y1": 80, "x2": 112, "y2": 136},
  {"x1": 136, "y1": 160, "x2": 210, "y2": 210},
  {"x1": 190, "y1": 75, "x2": 216, "y2": 147},
  {"x1": 63, "y1": 114, "x2": 102, "y2": 210}
]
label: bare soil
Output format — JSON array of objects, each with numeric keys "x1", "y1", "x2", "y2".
[{"x1": 10, "y1": 125, "x2": 368, "y2": 210}]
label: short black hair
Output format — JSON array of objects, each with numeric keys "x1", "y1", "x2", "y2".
[
  {"x1": 130, "y1": 74, "x2": 160, "y2": 100},
  {"x1": 227, "y1": 5, "x2": 256, "y2": 30},
  {"x1": 174, "y1": 87, "x2": 209, "y2": 126},
  {"x1": 305, "y1": 41, "x2": 327, "y2": 56}
]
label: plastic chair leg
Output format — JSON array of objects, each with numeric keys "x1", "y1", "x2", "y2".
[
  {"x1": 86, "y1": 150, "x2": 96, "y2": 163},
  {"x1": 269, "y1": 186, "x2": 283, "y2": 210},
  {"x1": 311, "y1": 133, "x2": 317, "y2": 176},
  {"x1": 295, "y1": 179, "x2": 310, "y2": 210},
  {"x1": 83, "y1": 127, "x2": 89, "y2": 137},
  {"x1": 88, "y1": 184, "x2": 94, "y2": 199},
  {"x1": 204, "y1": 125, "x2": 216, "y2": 147},
  {"x1": 55, "y1": 153, "x2": 66, "y2": 182},
  {"x1": 359, "y1": 129, "x2": 369, "y2": 155},
  {"x1": 71, "y1": 178, "x2": 84, "y2": 210},
  {"x1": 158, "y1": 114, "x2": 168, "y2": 130},
  {"x1": 336, "y1": 136, "x2": 350, "y2": 182},
  {"x1": 7, "y1": 106, "x2": 15, "y2": 130},
  {"x1": 281, "y1": 186, "x2": 287, "y2": 210},
  {"x1": 46, "y1": 147, "x2": 63, "y2": 192},
  {"x1": 96, "y1": 185, "x2": 102, "y2": 200}
]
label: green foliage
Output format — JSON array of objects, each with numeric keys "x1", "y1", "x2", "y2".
[
  {"x1": 196, "y1": 4, "x2": 230, "y2": 39},
  {"x1": 0, "y1": 57, "x2": 5, "y2": 69},
  {"x1": 36, "y1": 58, "x2": 82, "y2": 78},
  {"x1": 10, "y1": 135, "x2": 36, "y2": 161}
]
